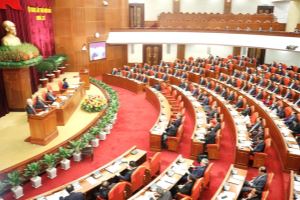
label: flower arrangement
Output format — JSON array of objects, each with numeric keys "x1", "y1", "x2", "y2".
[{"x1": 81, "y1": 95, "x2": 107, "y2": 112}]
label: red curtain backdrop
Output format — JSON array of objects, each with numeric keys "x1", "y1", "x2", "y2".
[
  {"x1": 27, "y1": 0, "x2": 55, "y2": 57},
  {"x1": 0, "y1": 0, "x2": 55, "y2": 57},
  {"x1": 0, "y1": 0, "x2": 55, "y2": 117}
]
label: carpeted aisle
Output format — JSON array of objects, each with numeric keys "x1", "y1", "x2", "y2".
[{"x1": 3, "y1": 84, "x2": 286, "y2": 200}]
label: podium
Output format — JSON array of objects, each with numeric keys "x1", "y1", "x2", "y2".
[
  {"x1": 79, "y1": 69, "x2": 90, "y2": 89},
  {"x1": 26, "y1": 109, "x2": 58, "y2": 145}
]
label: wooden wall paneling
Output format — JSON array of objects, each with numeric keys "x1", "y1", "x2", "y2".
[
  {"x1": 173, "y1": 0, "x2": 180, "y2": 13},
  {"x1": 233, "y1": 47, "x2": 241, "y2": 56},
  {"x1": 53, "y1": 0, "x2": 129, "y2": 75},
  {"x1": 2, "y1": 68, "x2": 32, "y2": 110},
  {"x1": 224, "y1": 0, "x2": 232, "y2": 14},
  {"x1": 177, "y1": 44, "x2": 185, "y2": 60}
]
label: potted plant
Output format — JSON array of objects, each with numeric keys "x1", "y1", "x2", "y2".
[
  {"x1": 91, "y1": 126, "x2": 106, "y2": 141},
  {"x1": 42, "y1": 154, "x2": 58, "y2": 179},
  {"x1": 69, "y1": 139, "x2": 87, "y2": 162},
  {"x1": 36, "y1": 61, "x2": 52, "y2": 87},
  {"x1": 58, "y1": 147, "x2": 72, "y2": 170},
  {"x1": 6, "y1": 171, "x2": 23, "y2": 199},
  {"x1": 24, "y1": 162, "x2": 42, "y2": 188},
  {"x1": 59, "y1": 63, "x2": 68, "y2": 74},
  {"x1": 44, "y1": 60, "x2": 55, "y2": 82}
]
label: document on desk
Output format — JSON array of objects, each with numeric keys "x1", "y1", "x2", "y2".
[
  {"x1": 72, "y1": 181, "x2": 82, "y2": 191},
  {"x1": 161, "y1": 175, "x2": 177, "y2": 184},
  {"x1": 232, "y1": 175, "x2": 245, "y2": 181},
  {"x1": 217, "y1": 191, "x2": 235, "y2": 200},
  {"x1": 86, "y1": 176, "x2": 98, "y2": 185},
  {"x1": 228, "y1": 177, "x2": 241, "y2": 185},
  {"x1": 156, "y1": 180, "x2": 173, "y2": 190},
  {"x1": 106, "y1": 164, "x2": 120, "y2": 173}
]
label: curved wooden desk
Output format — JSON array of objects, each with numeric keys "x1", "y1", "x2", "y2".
[
  {"x1": 145, "y1": 86, "x2": 171, "y2": 152},
  {"x1": 30, "y1": 146, "x2": 146, "y2": 200},
  {"x1": 103, "y1": 74, "x2": 145, "y2": 94},
  {"x1": 55, "y1": 84, "x2": 85, "y2": 126},
  {"x1": 289, "y1": 170, "x2": 300, "y2": 200},
  {"x1": 211, "y1": 164, "x2": 247, "y2": 200},
  {"x1": 129, "y1": 155, "x2": 194, "y2": 200},
  {"x1": 213, "y1": 78, "x2": 300, "y2": 171}
]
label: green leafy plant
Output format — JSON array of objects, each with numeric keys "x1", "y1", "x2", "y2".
[
  {"x1": 24, "y1": 162, "x2": 41, "y2": 178},
  {"x1": 6, "y1": 171, "x2": 22, "y2": 187},
  {"x1": 81, "y1": 133, "x2": 94, "y2": 144},
  {"x1": 36, "y1": 60, "x2": 55, "y2": 78},
  {"x1": 58, "y1": 147, "x2": 72, "y2": 160},
  {"x1": 69, "y1": 139, "x2": 87, "y2": 154},
  {"x1": 42, "y1": 154, "x2": 58, "y2": 169},
  {"x1": 88, "y1": 127, "x2": 101, "y2": 136}
]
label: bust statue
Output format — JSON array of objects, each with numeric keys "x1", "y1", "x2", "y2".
[{"x1": 1, "y1": 20, "x2": 21, "y2": 46}]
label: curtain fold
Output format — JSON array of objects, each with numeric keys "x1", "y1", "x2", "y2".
[{"x1": 0, "y1": 69, "x2": 9, "y2": 117}]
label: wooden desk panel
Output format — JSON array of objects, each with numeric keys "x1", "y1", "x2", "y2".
[
  {"x1": 27, "y1": 108, "x2": 58, "y2": 145},
  {"x1": 103, "y1": 74, "x2": 144, "y2": 94},
  {"x1": 30, "y1": 146, "x2": 146, "y2": 199},
  {"x1": 79, "y1": 69, "x2": 90, "y2": 89},
  {"x1": 129, "y1": 156, "x2": 194, "y2": 199},
  {"x1": 211, "y1": 164, "x2": 247, "y2": 200},
  {"x1": 56, "y1": 85, "x2": 85, "y2": 126},
  {"x1": 145, "y1": 86, "x2": 171, "y2": 152}
]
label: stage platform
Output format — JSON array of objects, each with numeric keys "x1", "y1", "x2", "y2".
[{"x1": 0, "y1": 72, "x2": 103, "y2": 172}]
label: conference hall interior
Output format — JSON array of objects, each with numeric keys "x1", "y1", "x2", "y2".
[{"x1": 0, "y1": 0, "x2": 300, "y2": 199}]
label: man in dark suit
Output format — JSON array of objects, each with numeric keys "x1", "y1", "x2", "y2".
[
  {"x1": 241, "y1": 105, "x2": 251, "y2": 116},
  {"x1": 94, "y1": 181, "x2": 115, "y2": 199},
  {"x1": 220, "y1": 88, "x2": 228, "y2": 99},
  {"x1": 226, "y1": 91, "x2": 235, "y2": 102},
  {"x1": 276, "y1": 105, "x2": 285, "y2": 119},
  {"x1": 199, "y1": 77, "x2": 206, "y2": 86},
  {"x1": 235, "y1": 96, "x2": 244, "y2": 108},
  {"x1": 283, "y1": 89, "x2": 292, "y2": 99},
  {"x1": 35, "y1": 96, "x2": 48, "y2": 110},
  {"x1": 162, "y1": 73, "x2": 168, "y2": 81},
  {"x1": 60, "y1": 185, "x2": 84, "y2": 200},
  {"x1": 46, "y1": 90, "x2": 56, "y2": 103},
  {"x1": 214, "y1": 83, "x2": 221, "y2": 93},
  {"x1": 249, "y1": 117, "x2": 263, "y2": 133},
  {"x1": 241, "y1": 166, "x2": 267, "y2": 195},
  {"x1": 251, "y1": 139, "x2": 265, "y2": 154},
  {"x1": 255, "y1": 90, "x2": 263, "y2": 100},
  {"x1": 175, "y1": 175, "x2": 195, "y2": 196},
  {"x1": 205, "y1": 121, "x2": 221, "y2": 144},
  {"x1": 248, "y1": 86, "x2": 257, "y2": 96},
  {"x1": 161, "y1": 123, "x2": 179, "y2": 148},
  {"x1": 179, "y1": 79, "x2": 188, "y2": 90},
  {"x1": 25, "y1": 98, "x2": 37, "y2": 115},
  {"x1": 62, "y1": 78, "x2": 69, "y2": 89},
  {"x1": 117, "y1": 161, "x2": 137, "y2": 182},
  {"x1": 188, "y1": 158, "x2": 209, "y2": 179}
]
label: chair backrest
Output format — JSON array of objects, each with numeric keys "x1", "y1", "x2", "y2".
[
  {"x1": 250, "y1": 112, "x2": 259, "y2": 125},
  {"x1": 131, "y1": 166, "x2": 148, "y2": 192},
  {"x1": 284, "y1": 107, "x2": 293, "y2": 118},
  {"x1": 149, "y1": 152, "x2": 161, "y2": 177},
  {"x1": 190, "y1": 178, "x2": 204, "y2": 199},
  {"x1": 176, "y1": 124, "x2": 184, "y2": 139},
  {"x1": 264, "y1": 128, "x2": 270, "y2": 139},
  {"x1": 203, "y1": 163, "x2": 214, "y2": 188},
  {"x1": 108, "y1": 182, "x2": 131, "y2": 200},
  {"x1": 261, "y1": 190, "x2": 269, "y2": 200},
  {"x1": 263, "y1": 172, "x2": 274, "y2": 191},
  {"x1": 264, "y1": 138, "x2": 272, "y2": 153}
]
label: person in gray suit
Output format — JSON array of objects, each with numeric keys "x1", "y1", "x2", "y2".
[{"x1": 241, "y1": 166, "x2": 267, "y2": 196}]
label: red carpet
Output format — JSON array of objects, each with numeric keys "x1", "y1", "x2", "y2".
[{"x1": 3, "y1": 84, "x2": 286, "y2": 200}]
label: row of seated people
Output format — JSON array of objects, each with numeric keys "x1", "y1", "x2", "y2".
[
  {"x1": 257, "y1": 61, "x2": 300, "y2": 74},
  {"x1": 218, "y1": 74, "x2": 300, "y2": 137},
  {"x1": 223, "y1": 72, "x2": 300, "y2": 106},
  {"x1": 233, "y1": 69, "x2": 300, "y2": 92},
  {"x1": 181, "y1": 79, "x2": 270, "y2": 166},
  {"x1": 59, "y1": 151, "x2": 162, "y2": 200}
]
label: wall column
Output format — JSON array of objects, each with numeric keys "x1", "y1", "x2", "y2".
[
  {"x1": 286, "y1": 0, "x2": 300, "y2": 32},
  {"x1": 173, "y1": 0, "x2": 180, "y2": 13},
  {"x1": 224, "y1": 0, "x2": 232, "y2": 14}
]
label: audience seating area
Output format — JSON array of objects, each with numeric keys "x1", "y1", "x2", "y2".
[{"x1": 157, "y1": 12, "x2": 285, "y2": 31}]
